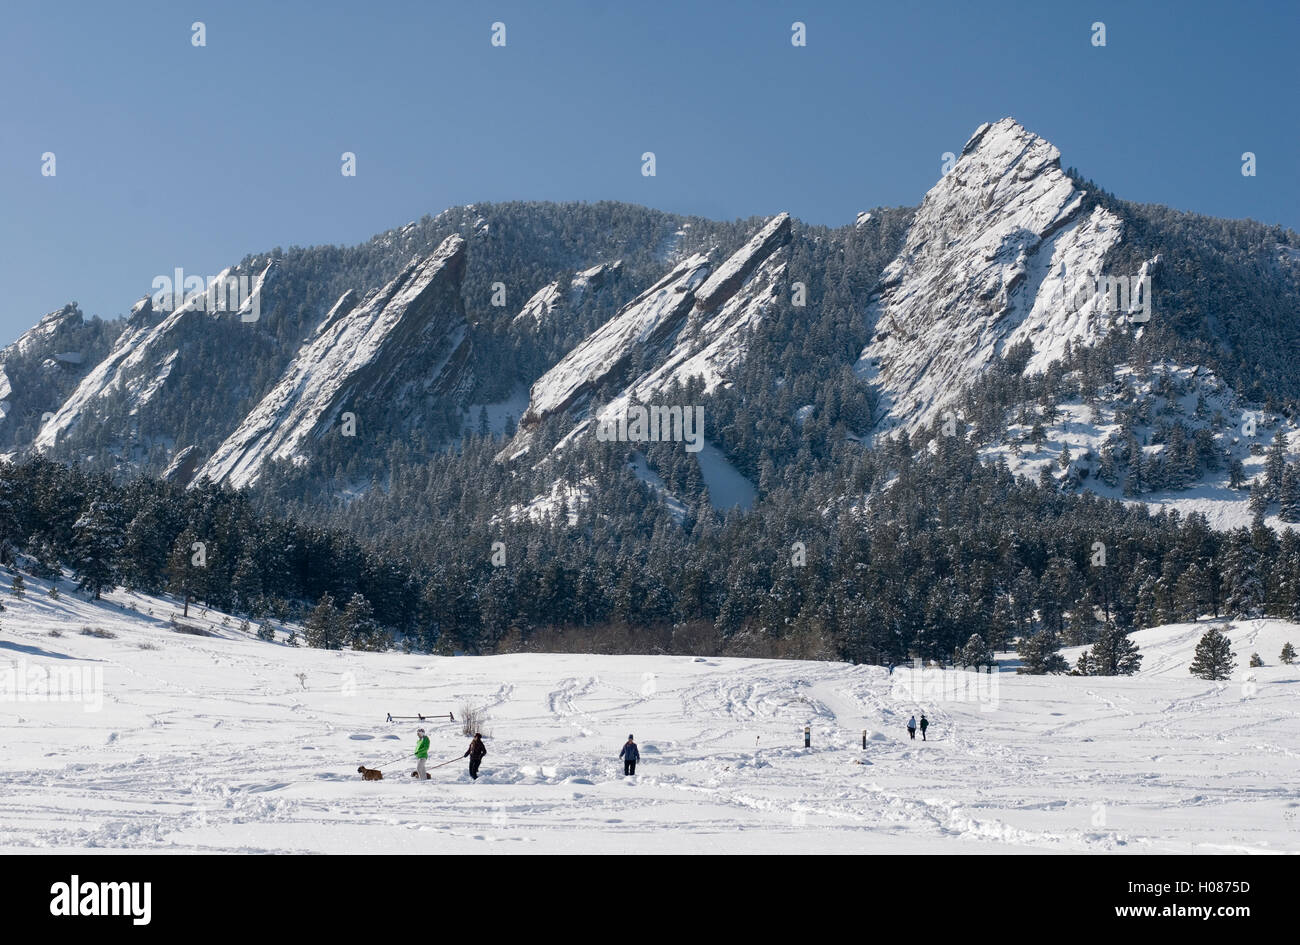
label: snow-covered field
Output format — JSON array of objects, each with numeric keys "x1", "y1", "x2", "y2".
[{"x1": 2, "y1": 578, "x2": 1298, "y2": 854}]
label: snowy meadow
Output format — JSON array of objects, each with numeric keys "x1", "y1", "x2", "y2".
[{"x1": 2, "y1": 576, "x2": 1296, "y2": 855}]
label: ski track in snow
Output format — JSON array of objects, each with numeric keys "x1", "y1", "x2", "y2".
[{"x1": 2, "y1": 582, "x2": 1299, "y2": 853}]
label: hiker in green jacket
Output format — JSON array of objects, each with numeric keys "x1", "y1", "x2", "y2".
[{"x1": 413, "y1": 728, "x2": 430, "y2": 779}]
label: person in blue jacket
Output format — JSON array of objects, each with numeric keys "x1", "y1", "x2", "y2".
[{"x1": 619, "y1": 734, "x2": 640, "y2": 776}]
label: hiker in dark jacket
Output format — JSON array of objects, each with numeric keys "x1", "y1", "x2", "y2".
[
  {"x1": 464, "y1": 733, "x2": 487, "y2": 780},
  {"x1": 619, "y1": 735, "x2": 640, "y2": 776},
  {"x1": 919, "y1": 714, "x2": 929, "y2": 741}
]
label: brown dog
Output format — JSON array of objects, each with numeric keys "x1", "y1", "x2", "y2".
[{"x1": 357, "y1": 765, "x2": 383, "y2": 781}]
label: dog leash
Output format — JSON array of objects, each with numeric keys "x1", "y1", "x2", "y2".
[{"x1": 372, "y1": 752, "x2": 415, "y2": 770}]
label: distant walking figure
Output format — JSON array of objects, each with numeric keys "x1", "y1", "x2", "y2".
[
  {"x1": 619, "y1": 734, "x2": 640, "y2": 776},
  {"x1": 919, "y1": 714, "x2": 929, "y2": 741},
  {"x1": 907, "y1": 715, "x2": 917, "y2": 740},
  {"x1": 465, "y1": 733, "x2": 487, "y2": 780}
]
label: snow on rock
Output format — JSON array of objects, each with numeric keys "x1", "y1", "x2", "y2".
[
  {"x1": 505, "y1": 213, "x2": 791, "y2": 462},
  {"x1": 506, "y1": 252, "x2": 712, "y2": 450},
  {"x1": 0, "y1": 305, "x2": 86, "y2": 415},
  {"x1": 4, "y1": 305, "x2": 82, "y2": 359},
  {"x1": 499, "y1": 477, "x2": 594, "y2": 526},
  {"x1": 513, "y1": 261, "x2": 624, "y2": 328},
  {"x1": 694, "y1": 213, "x2": 791, "y2": 313},
  {"x1": 570, "y1": 260, "x2": 621, "y2": 296},
  {"x1": 197, "y1": 236, "x2": 471, "y2": 489},
  {"x1": 313, "y1": 289, "x2": 358, "y2": 337},
  {"x1": 513, "y1": 281, "x2": 564, "y2": 327},
  {"x1": 857, "y1": 118, "x2": 1126, "y2": 435},
  {"x1": 979, "y1": 360, "x2": 1300, "y2": 532},
  {"x1": 33, "y1": 263, "x2": 278, "y2": 453},
  {"x1": 628, "y1": 452, "x2": 689, "y2": 522}
]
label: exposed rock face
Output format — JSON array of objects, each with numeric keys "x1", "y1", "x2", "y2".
[
  {"x1": 33, "y1": 263, "x2": 278, "y2": 452},
  {"x1": 161, "y1": 444, "x2": 202, "y2": 485},
  {"x1": 197, "y1": 235, "x2": 471, "y2": 488},
  {"x1": 512, "y1": 261, "x2": 621, "y2": 328},
  {"x1": 503, "y1": 213, "x2": 791, "y2": 460},
  {"x1": 856, "y1": 118, "x2": 1124, "y2": 434},
  {"x1": 0, "y1": 305, "x2": 85, "y2": 406}
]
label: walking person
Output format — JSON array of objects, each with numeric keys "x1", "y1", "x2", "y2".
[
  {"x1": 619, "y1": 734, "x2": 640, "y2": 776},
  {"x1": 919, "y1": 713, "x2": 929, "y2": 742},
  {"x1": 413, "y1": 727, "x2": 430, "y2": 779},
  {"x1": 464, "y1": 732, "x2": 487, "y2": 780},
  {"x1": 907, "y1": 715, "x2": 917, "y2": 740}
]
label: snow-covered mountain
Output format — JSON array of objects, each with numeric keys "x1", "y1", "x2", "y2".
[
  {"x1": 197, "y1": 236, "x2": 472, "y2": 489},
  {"x1": 513, "y1": 261, "x2": 622, "y2": 329},
  {"x1": 504, "y1": 212, "x2": 792, "y2": 460},
  {"x1": 0, "y1": 304, "x2": 113, "y2": 441},
  {"x1": 856, "y1": 118, "x2": 1141, "y2": 435},
  {"x1": 979, "y1": 360, "x2": 1300, "y2": 531},
  {"x1": 31, "y1": 262, "x2": 278, "y2": 455},
  {"x1": 3, "y1": 117, "x2": 1298, "y2": 534}
]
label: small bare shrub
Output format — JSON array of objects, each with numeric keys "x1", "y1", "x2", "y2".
[{"x1": 459, "y1": 703, "x2": 491, "y2": 738}]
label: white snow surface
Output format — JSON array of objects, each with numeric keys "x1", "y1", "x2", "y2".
[
  {"x1": 857, "y1": 118, "x2": 1128, "y2": 435},
  {"x1": 3, "y1": 577, "x2": 1297, "y2": 854}
]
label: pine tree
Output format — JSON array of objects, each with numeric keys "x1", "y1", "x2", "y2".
[
  {"x1": 1281, "y1": 642, "x2": 1296, "y2": 665},
  {"x1": 1281, "y1": 463, "x2": 1300, "y2": 522},
  {"x1": 121, "y1": 498, "x2": 176, "y2": 593},
  {"x1": 1188, "y1": 626, "x2": 1236, "y2": 680},
  {"x1": 1266, "y1": 429, "x2": 1288, "y2": 498},
  {"x1": 1249, "y1": 652, "x2": 1263, "y2": 667},
  {"x1": 1228, "y1": 457, "x2": 1245, "y2": 490},
  {"x1": 231, "y1": 554, "x2": 262, "y2": 613},
  {"x1": 10, "y1": 573, "x2": 25, "y2": 599},
  {"x1": 70, "y1": 499, "x2": 123, "y2": 600},
  {"x1": 1064, "y1": 602, "x2": 1096, "y2": 645},
  {"x1": 1248, "y1": 481, "x2": 1269, "y2": 524},
  {"x1": 303, "y1": 593, "x2": 343, "y2": 650},
  {"x1": 1016, "y1": 630, "x2": 1069, "y2": 675},
  {"x1": 1088, "y1": 624, "x2": 1143, "y2": 676},
  {"x1": 988, "y1": 595, "x2": 1014, "y2": 651},
  {"x1": 166, "y1": 529, "x2": 201, "y2": 618},
  {"x1": 959, "y1": 632, "x2": 992, "y2": 670},
  {"x1": 1174, "y1": 563, "x2": 1204, "y2": 622},
  {"x1": 1221, "y1": 531, "x2": 1264, "y2": 618},
  {"x1": 342, "y1": 592, "x2": 385, "y2": 651}
]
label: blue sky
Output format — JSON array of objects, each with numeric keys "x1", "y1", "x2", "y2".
[{"x1": 1, "y1": 0, "x2": 1295, "y2": 343}]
